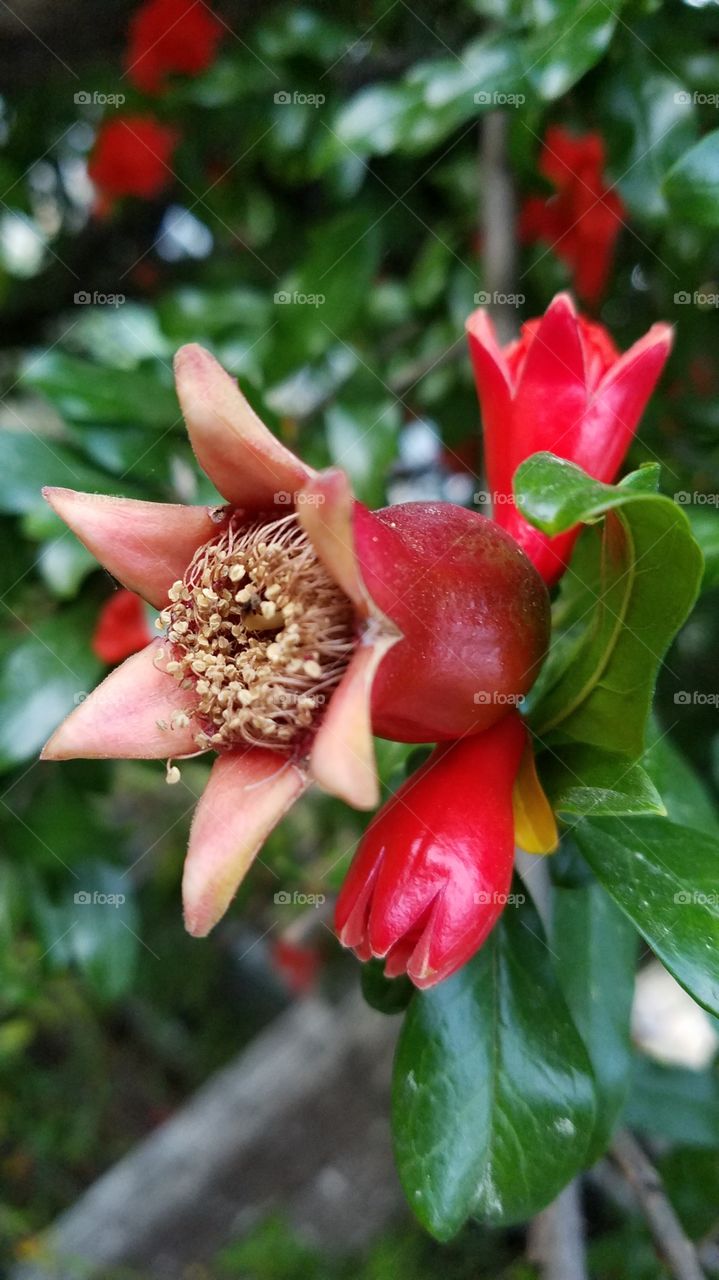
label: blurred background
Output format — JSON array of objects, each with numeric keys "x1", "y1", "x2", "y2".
[{"x1": 0, "y1": 0, "x2": 718, "y2": 1276}]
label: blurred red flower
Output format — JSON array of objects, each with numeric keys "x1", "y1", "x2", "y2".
[
  {"x1": 125, "y1": 0, "x2": 223, "y2": 94},
  {"x1": 88, "y1": 116, "x2": 178, "y2": 202},
  {"x1": 520, "y1": 126, "x2": 626, "y2": 308},
  {"x1": 92, "y1": 590, "x2": 153, "y2": 664}
]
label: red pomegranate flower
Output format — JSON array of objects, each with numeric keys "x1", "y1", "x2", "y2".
[
  {"x1": 92, "y1": 590, "x2": 153, "y2": 664},
  {"x1": 88, "y1": 116, "x2": 178, "y2": 202},
  {"x1": 42, "y1": 345, "x2": 549, "y2": 938},
  {"x1": 519, "y1": 126, "x2": 626, "y2": 308},
  {"x1": 336, "y1": 716, "x2": 528, "y2": 988},
  {"x1": 125, "y1": 0, "x2": 223, "y2": 94},
  {"x1": 466, "y1": 292, "x2": 673, "y2": 584}
]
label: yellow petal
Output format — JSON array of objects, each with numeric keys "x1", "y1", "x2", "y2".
[{"x1": 513, "y1": 743, "x2": 559, "y2": 855}]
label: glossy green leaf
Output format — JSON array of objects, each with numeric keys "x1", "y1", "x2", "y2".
[
  {"x1": 0, "y1": 432, "x2": 139, "y2": 521},
  {"x1": 32, "y1": 862, "x2": 139, "y2": 1001},
  {"x1": 554, "y1": 884, "x2": 637, "y2": 1161},
  {"x1": 522, "y1": 0, "x2": 619, "y2": 100},
  {"x1": 664, "y1": 129, "x2": 719, "y2": 227},
  {"x1": 540, "y1": 748, "x2": 666, "y2": 818},
  {"x1": 392, "y1": 890, "x2": 595, "y2": 1238},
  {"x1": 575, "y1": 816, "x2": 719, "y2": 1017},
  {"x1": 517, "y1": 455, "x2": 703, "y2": 759},
  {"x1": 23, "y1": 351, "x2": 178, "y2": 426},
  {"x1": 642, "y1": 719, "x2": 718, "y2": 837},
  {"x1": 361, "y1": 959, "x2": 413, "y2": 1016},
  {"x1": 599, "y1": 66, "x2": 696, "y2": 221}
]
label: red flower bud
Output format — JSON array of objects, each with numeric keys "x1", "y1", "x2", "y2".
[
  {"x1": 467, "y1": 292, "x2": 673, "y2": 584},
  {"x1": 335, "y1": 713, "x2": 526, "y2": 989},
  {"x1": 88, "y1": 116, "x2": 178, "y2": 203},
  {"x1": 125, "y1": 0, "x2": 223, "y2": 95},
  {"x1": 92, "y1": 590, "x2": 153, "y2": 664}
]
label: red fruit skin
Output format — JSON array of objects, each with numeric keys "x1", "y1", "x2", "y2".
[
  {"x1": 356, "y1": 502, "x2": 550, "y2": 742},
  {"x1": 335, "y1": 713, "x2": 526, "y2": 988}
]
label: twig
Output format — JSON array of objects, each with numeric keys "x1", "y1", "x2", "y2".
[
  {"x1": 480, "y1": 111, "x2": 518, "y2": 344},
  {"x1": 527, "y1": 1181, "x2": 588, "y2": 1280},
  {"x1": 610, "y1": 1128, "x2": 706, "y2": 1280}
]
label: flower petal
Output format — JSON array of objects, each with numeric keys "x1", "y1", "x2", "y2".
[
  {"x1": 43, "y1": 489, "x2": 221, "y2": 609},
  {"x1": 465, "y1": 308, "x2": 515, "y2": 500},
  {"x1": 511, "y1": 292, "x2": 587, "y2": 462},
  {"x1": 41, "y1": 640, "x2": 200, "y2": 760},
  {"x1": 174, "y1": 344, "x2": 312, "y2": 508},
  {"x1": 512, "y1": 741, "x2": 559, "y2": 855},
  {"x1": 182, "y1": 749, "x2": 307, "y2": 937},
  {"x1": 310, "y1": 636, "x2": 394, "y2": 811},
  {"x1": 296, "y1": 468, "x2": 368, "y2": 612},
  {"x1": 578, "y1": 322, "x2": 673, "y2": 482}
]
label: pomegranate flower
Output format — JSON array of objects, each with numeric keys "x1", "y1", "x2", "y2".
[
  {"x1": 92, "y1": 589, "x2": 153, "y2": 664},
  {"x1": 42, "y1": 345, "x2": 549, "y2": 938},
  {"x1": 519, "y1": 126, "x2": 625, "y2": 308},
  {"x1": 125, "y1": 0, "x2": 223, "y2": 95},
  {"x1": 467, "y1": 292, "x2": 673, "y2": 584},
  {"x1": 336, "y1": 714, "x2": 540, "y2": 988}
]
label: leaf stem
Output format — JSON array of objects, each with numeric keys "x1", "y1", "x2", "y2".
[{"x1": 610, "y1": 1128, "x2": 706, "y2": 1280}]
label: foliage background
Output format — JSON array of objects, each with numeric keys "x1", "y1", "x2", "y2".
[{"x1": 0, "y1": 0, "x2": 718, "y2": 1274}]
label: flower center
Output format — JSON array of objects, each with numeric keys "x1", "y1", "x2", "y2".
[{"x1": 158, "y1": 511, "x2": 356, "y2": 753}]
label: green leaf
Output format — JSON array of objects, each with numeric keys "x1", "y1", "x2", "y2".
[
  {"x1": 685, "y1": 506, "x2": 719, "y2": 590},
  {"x1": 325, "y1": 398, "x2": 399, "y2": 507},
  {"x1": 522, "y1": 0, "x2": 619, "y2": 100},
  {"x1": 541, "y1": 747, "x2": 666, "y2": 818},
  {"x1": 599, "y1": 66, "x2": 696, "y2": 221},
  {"x1": 517, "y1": 455, "x2": 703, "y2": 759},
  {"x1": 664, "y1": 129, "x2": 719, "y2": 228},
  {"x1": 574, "y1": 816, "x2": 719, "y2": 1017},
  {"x1": 554, "y1": 884, "x2": 637, "y2": 1161},
  {"x1": 624, "y1": 1056, "x2": 719, "y2": 1148},
  {"x1": 0, "y1": 604, "x2": 102, "y2": 770},
  {"x1": 642, "y1": 718, "x2": 718, "y2": 837},
  {"x1": 33, "y1": 862, "x2": 139, "y2": 1001},
  {"x1": 23, "y1": 351, "x2": 178, "y2": 427},
  {"x1": 37, "y1": 535, "x2": 97, "y2": 600},
  {"x1": 0, "y1": 432, "x2": 140, "y2": 521},
  {"x1": 392, "y1": 889, "x2": 595, "y2": 1238}
]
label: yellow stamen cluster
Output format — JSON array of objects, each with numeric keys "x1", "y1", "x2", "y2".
[{"x1": 156, "y1": 512, "x2": 355, "y2": 753}]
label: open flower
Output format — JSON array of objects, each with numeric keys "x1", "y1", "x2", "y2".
[
  {"x1": 42, "y1": 345, "x2": 549, "y2": 937},
  {"x1": 92, "y1": 589, "x2": 153, "y2": 664},
  {"x1": 466, "y1": 292, "x2": 673, "y2": 584},
  {"x1": 336, "y1": 713, "x2": 557, "y2": 988},
  {"x1": 519, "y1": 126, "x2": 625, "y2": 308},
  {"x1": 125, "y1": 0, "x2": 223, "y2": 95}
]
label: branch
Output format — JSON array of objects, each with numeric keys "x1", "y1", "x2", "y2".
[
  {"x1": 480, "y1": 111, "x2": 518, "y2": 344},
  {"x1": 610, "y1": 1129, "x2": 706, "y2": 1280},
  {"x1": 527, "y1": 1181, "x2": 588, "y2": 1280}
]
